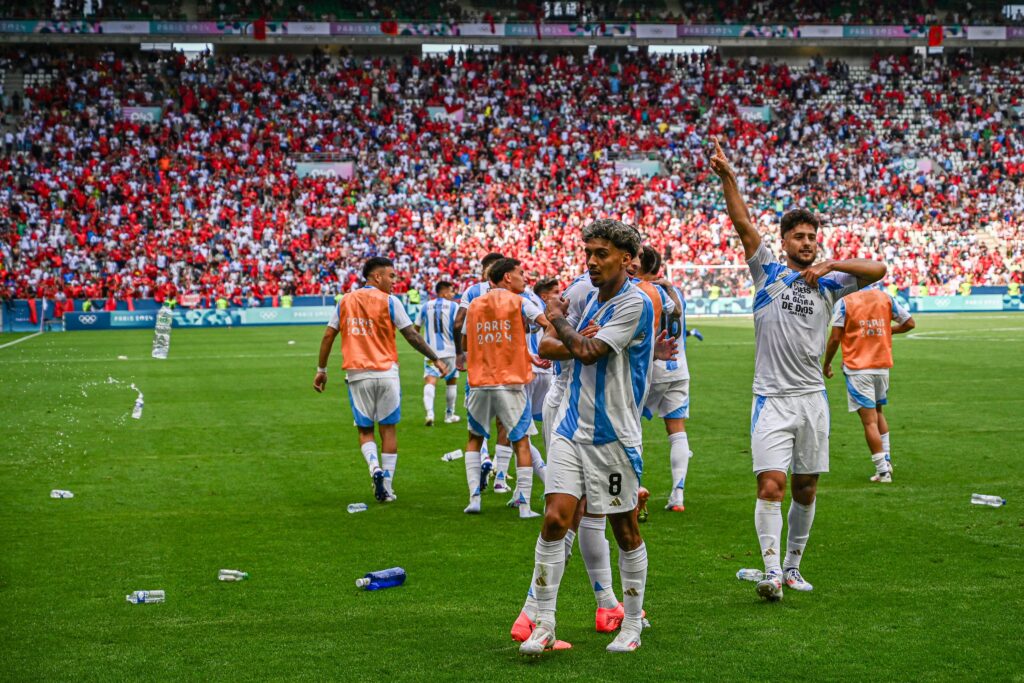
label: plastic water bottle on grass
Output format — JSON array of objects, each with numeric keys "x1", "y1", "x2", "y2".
[
  {"x1": 971, "y1": 494, "x2": 1006, "y2": 507},
  {"x1": 347, "y1": 503, "x2": 368, "y2": 513},
  {"x1": 356, "y1": 567, "x2": 406, "y2": 590},
  {"x1": 218, "y1": 569, "x2": 249, "y2": 582},
  {"x1": 151, "y1": 306, "x2": 173, "y2": 359},
  {"x1": 441, "y1": 449, "x2": 464, "y2": 462},
  {"x1": 131, "y1": 396, "x2": 144, "y2": 420},
  {"x1": 736, "y1": 568, "x2": 764, "y2": 582},
  {"x1": 126, "y1": 590, "x2": 165, "y2": 604},
  {"x1": 50, "y1": 489, "x2": 74, "y2": 499}
]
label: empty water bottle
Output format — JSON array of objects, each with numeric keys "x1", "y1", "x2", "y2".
[
  {"x1": 441, "y1": 449, "x2": 464, "y2": 462},
  {"x1": 218, "y1": 569, "x2": 249, "y2": 582},
  {"x1": 356, "y1": 567, "x2": 406, "y2": 590},
  {"x1": 131, "y1": 396, "x2": 144, "y2": 420},
  {"x1": 971, "y1": 493, "x2": 1006, "y2": 507},
  {"x1": 151, "y1": 306, "x2": 173, "y2": 359},
  {"x1": 347, "y1": 503, "x2": 368, "y2": 514},
  {"x1": 736, "y1": 568, "x2": 764, "y2": 582},
  {"x1": 126, "y1": 590, "x2": 165, "y2": 604},
  {"x1": 50, "y1": 489, "x2": 74, "y2": 499}
]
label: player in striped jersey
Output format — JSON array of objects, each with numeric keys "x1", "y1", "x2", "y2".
[
  {"x1": 519, "y1": 219, "x2": 676, "y2": 655},
  {"x1": 637, "y1": 246, "x2": 695, "y2": 512},
  {"x1": 415, "y1": 281, "x2": 461, "y2": 426}
]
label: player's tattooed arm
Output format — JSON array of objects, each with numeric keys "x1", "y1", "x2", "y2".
[
  {"x1": 656, "y1": 280, "x2": 683, "y2": 323},
  {"x1": 543, "y1": 301, "x2": 612, "y2": 366},
  {"x1": 400, "y1": 326, "x2": 449, "y2": 376},
  {"x1": 453, "y1": 307, "x2": 467, "y2": 370},
  {"x1": 708, "y1": 136, "x2": 761, "y2": 259}
]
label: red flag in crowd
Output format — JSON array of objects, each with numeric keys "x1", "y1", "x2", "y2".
[{"x1": 253, "y1": 17, "x2": 267, "y2": 40}]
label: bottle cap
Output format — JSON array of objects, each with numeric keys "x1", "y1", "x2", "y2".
[{"x1": 355, "y1": 578, "x2": 369, "y2": 588}]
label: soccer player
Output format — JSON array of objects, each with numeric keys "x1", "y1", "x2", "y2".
[
  {"x1": 709, "y1": 138, "x2": 886, "y2": 600},
  {"x1": 415, "y1": 281, "x2": 461, "y2": 426},
  {"x1": 455, "y1": 252, "x2": 507, "y2": 488},
  {"x1": 314, "y1": 257, "x2": 449, "y2": 503},
  {"x1": 822, "y1": 286, "x2": 915, "y2": 482},
  {"x1": 519, "y1": 219, "x2": 670, "y2": 655},
  {"x1": 637, "y1": 246, "x2": 694, "y2": 512},
  {"x1": 462, "y1": 257, "x2": 549, "y2": 518}
]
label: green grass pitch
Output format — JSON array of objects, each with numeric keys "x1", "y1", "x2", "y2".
[{"x1": 1, "y1": 314, "x2": 1022, "y2": 681}]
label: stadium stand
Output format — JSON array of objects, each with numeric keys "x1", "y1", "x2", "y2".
[{"x1": 0, "y1": 46, "x2": 1022, "y2": 312}]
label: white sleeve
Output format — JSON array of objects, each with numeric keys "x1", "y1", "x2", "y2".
[
  {"x1": 831, "y1": 299, "x2": 846, "y2": 327},
  {"x1": 746, "y1": 242, "x2": 774, "y2": 290},
  {"x1": 891, "y1": 296, "x2": 912, "y2": 324},
  {"x1": 389, "y1": 296, "x2": 413, "y2": 330},
  {"x1": 328, "y1": 306, "x2": 340, "y2": 330},
  {"x1": 594, "y1": 295, "x2": 643, "y2": 354},
  {"x1": 822, "y1": 272, "x2": 860, "y2": 304},
  {"x1": 521, "y1": 298, "x2": 544, "y2": 323},
  {"x1": 458, "y1": 286, "x2": 474, "y2": 310}
]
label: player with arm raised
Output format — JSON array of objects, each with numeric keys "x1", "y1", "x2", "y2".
[
  {"x1": 823, "y1": 287, "x2": 915, "y2": 483},
  {"x1": 709, "y1": 138, "x2": 886, "y2": 600},
  {"x1": 415, "y1": 281, "x2": 461, "y2": 427},
  {"x1": 314, "y1": 257, "x2": 449, "y2": 503}
]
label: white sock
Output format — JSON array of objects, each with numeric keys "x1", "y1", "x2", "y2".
[
  {"x1": 880, "y1": 431, "x2": 890, "y2": 454},
  {"x1": 480, "y1": 440, "x2": 491, "y2": 467},
  {"x1": 618, "y1": 542, "x2": 648, "y2": 623},
  {"x1": 755, "y1": 498, "x2": 783, "y2": 574},
  {"x1": 494, "y1": 445, "x2": 513, "y2": 484},
  {"x1": 785, "y1": 500, "x2": 816, "y2": 571},
  {"x1": 532, "y1": 535, "x2": 566, "y2": 625},
  {"x1": 871, "y1": 452, "x2": 889, "y2": 475},
  {"x1": 668, "y1": 431, "x2": 690, "y2": 501},
  {"x1": 578, "y1": 516, "x2": 618, "y2": 609},
  {"x1": 529, "y1": 442, "x2": 546, "y2": 484},
  {"x1": 516, "y1": 466, "x2": 533, "y2": 514},
  {"x1": 446, "y1": 385, "x2": 457, "y2": 414},
  {"x1": 360, "y1": 442, "x2": 380, "y2": 476},
  {"x1": 465, "y1": 451, "x2": 481, "y2": 497},
  {"x1": 563, "y1": 529, "x2": 576, "y2": 562},
  {"x1": 381, "y1": 453, "x2": 397, "y2": 495},
  {"x1": 423, "y1": 384, "x2": 435, "y2": 414}
]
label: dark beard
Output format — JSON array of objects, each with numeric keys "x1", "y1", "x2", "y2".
[{"x1": 790, "y1": 252, "x2": 815, "y2": 268}]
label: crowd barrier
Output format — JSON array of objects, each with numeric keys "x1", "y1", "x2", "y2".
[
  {"x1": 61, "y1": 306, "x2": 335, "y2": 331},
  {"x1": 0, "y1": 20, "x2": 1017, "y2": 41}
]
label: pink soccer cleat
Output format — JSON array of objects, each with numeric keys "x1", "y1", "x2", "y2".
[{"x1": 510, "y1": 610, "x2": 536, "y2": 642}]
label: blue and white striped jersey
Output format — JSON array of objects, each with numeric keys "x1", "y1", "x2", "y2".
[
  {"x1": 548, "y1": 273, "x2": 596, "y2": 402},
  {"x1": 417, "y1": 297, "x2": 459, "y2": 358},
  {"x1": 653, "y1": 284, "x2": 688, "y2": 383},
  {"x1": 522, "y1": 288, "x2": 552, "y2": 375},
  {"x1": 552, "y1": 280, "x2": 655, "y2": 448},
  {"x1": 458, "y1": 281, "x2": 490, "y2": 310}
]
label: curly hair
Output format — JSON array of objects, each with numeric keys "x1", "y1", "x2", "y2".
[
  {"x1": 582, "y1": 219, "x2": 642, "y2": 257},
  {"x1": 780, "y1": 209, "x2": 820, "y2": 237}
]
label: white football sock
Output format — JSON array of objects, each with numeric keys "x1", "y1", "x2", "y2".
[
  {"x1": 578, "y1": 516, "x2": 618, "y2": 609},
  {"x1": 494, "y1": 445, "x2": 513, "y2": 484},
  {"x1": 360, "y1": 441, "x2": 380, "y2": 475},
  {"x1": 880, "y1": 431, "x2": 890, "y2": 454},
  {"x1": 516, "y1": 466, "x2": 533, "y2": 515},
  {"x1": 784, "y1": 500, "x2": 816, "y2": 570},
  {"x1": 529, "y1": 442, "x2": 546, "y2": 484},
  {"x1": 871, "y1": 452, "x2": 889, "y2": 475},
  {"x1": 668, "y1": 431, "x2": 690, "y2": 501},
  {"x1": 563, "y1": 529, "x2": 576, "y2": 562},
  {"x1": 618, "y1": 542, "x2": 648, "y2": 623},
  {"x1": 381, "y1": 453, "x2": 397, "y2": 494},
  {"x1": 755, "y1": 498, "x2": 783, "y2": 574},
  {"x1": 532, "y1": 535, "x2": 566, "y2": 625},
  {"x1": 423, "y1": 384, "x2": 435, "y2": 414},
  {"x1": 445, "y1": 385, "x2": 457, "y2": 414},
  {"x1": 465, "y1": 451, "x2": 481, "y2": 497}
]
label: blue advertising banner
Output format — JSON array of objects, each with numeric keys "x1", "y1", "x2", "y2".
[{"x1": 63, "y1": 306, "x2": 334, "y2": 331}]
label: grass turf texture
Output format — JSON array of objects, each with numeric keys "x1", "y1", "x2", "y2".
[{"x1": 1, "y1": 314, "x2": 1023, "y2": 681}]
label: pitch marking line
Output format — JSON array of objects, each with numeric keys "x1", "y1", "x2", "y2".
[
  {"x1": 0, "y1": 331, "x2": 42, "y2": 350},
  {"x1": 907, "y1": 327, "x2": 1024, "y2": 342}
]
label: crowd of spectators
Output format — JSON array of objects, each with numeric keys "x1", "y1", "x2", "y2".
[{"x1": 1, "y1": 46, "x2": 1023, "y2": 310}]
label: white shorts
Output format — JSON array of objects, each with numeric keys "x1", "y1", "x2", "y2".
[
  {"x1": 545, "y1": 435, "x2": 643, "y2": 515},
  {"x1": 845, "y1": 372, "x2": 889, "y2": 412},
  {"x1": 644, "y1": 379, "x2": 690, "y2": 420},
  {"x1": 466, "y1": 386, "x2": 532, "y2": 442},
  {"x1": 423, "y1": 356, "x2": 458, "y2": 381},
  {"x1": 541, "y1": 396, "x2": 559, "y2": 451},
  {"x1": 750, "y1": 392, "x2": 830, "y2": 475},
  {"x1": 347, "y1": 377, "x2": 402, "y2": 427},
  {"x1": 527, "y1": 373, "x2": 552, "y2": 421}
]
